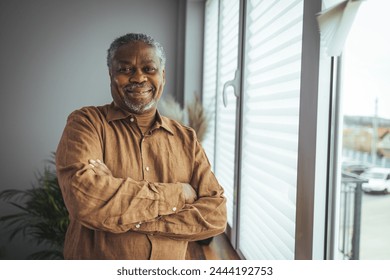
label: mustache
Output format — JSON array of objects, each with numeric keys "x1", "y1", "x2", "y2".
[{"x1": 123, "y1": 82, "x2": 155, "y2": 91}]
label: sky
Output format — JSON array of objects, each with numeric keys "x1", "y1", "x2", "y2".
[{"x1": 342, "y1": 0, "x2": 390, "y2": 119}]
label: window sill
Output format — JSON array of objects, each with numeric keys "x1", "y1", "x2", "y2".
[{"x1": 185, "y1": 233, "x2": 240, "y2": 260}]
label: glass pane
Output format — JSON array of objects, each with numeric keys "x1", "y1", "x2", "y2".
[
  {"x1": 238, "y1": 0, "x2": 303, "y2": 259},
  {"x1": 213, "y1": 0, "x2": 240, "y2": 227},
  {"x1": 339, "y1": 0, "x2": 390, "y2": 259},
  {"x1": 202, "y1": 0, "x2": 219, "y2": 168}
]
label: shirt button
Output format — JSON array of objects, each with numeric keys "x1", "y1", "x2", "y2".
[
  {"x1": 145, "y1": 166, "x2": 150, "y2": 171},
  {"x1": 130, "y1": 117, "x2": 134, "y2": 122},
  {"x1": 172, "y1": 207, "x2": 177, "y2": 212}
]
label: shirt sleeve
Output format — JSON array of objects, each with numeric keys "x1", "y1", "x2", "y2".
[
  {"x1": 56, "y1": 109, "x2": 186, "y2": 233},
  {"x1": 134, "y1": 138, "x2": 228, "y2": 241}
]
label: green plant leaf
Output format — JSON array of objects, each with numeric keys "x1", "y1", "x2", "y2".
[{"x1": 0, "y1": 153, "x2": 69, "y2": 259}]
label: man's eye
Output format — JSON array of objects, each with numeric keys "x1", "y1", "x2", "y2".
[
  {"x1": 118, "y1": 67, "x2": 131, "y2": 73},
  {"x1": 144, "y1": 66, "x2": 156, "y2": 73}
]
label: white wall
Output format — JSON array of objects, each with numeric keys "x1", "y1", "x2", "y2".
[
  {"x1": 183, "y1": 0, "x2": 205, "y2": 105},
  {"x1": 0, "y1": 0, "x2": 185, "y2": 259}
]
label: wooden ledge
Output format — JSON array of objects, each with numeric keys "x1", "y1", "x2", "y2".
[{"x1": 185, "y1": 233, "x2": 241, "y2": 260}]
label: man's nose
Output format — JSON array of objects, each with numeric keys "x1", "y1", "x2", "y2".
[{"x1": 129, "y1": 69, "x2": 147, "y2": 83}]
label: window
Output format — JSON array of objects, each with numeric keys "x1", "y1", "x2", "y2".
[
  {"x1": 202, "y1": 0, "x2": 319, "y2": 260},
  {"x1": 334, "y1": 0, "x2": 390, "y2": 259},
  {"x1": 201, "y1": 0, "x2": 381, "y2": 260},
  {"x1": 202, "y1": 0, "x2": 219, "y2": 168},
  {"x1": 202, "y1": 0, "x2": 240, "y2": 230},
  {"x1": 213, "y1": 0, "x2": 240, "y2": 228},
  {"x1": 238, "y1": 0, "x2": 304, "y2": 259}
]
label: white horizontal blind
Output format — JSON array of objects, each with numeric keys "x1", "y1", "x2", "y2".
[
  {"x1": 214, "y1": 0, "x2": 240, "y2": 227},
  {"x1": 202, "y1": 0, "x2": 219, "y2": 168},
  {"x1": 238, "y1": 0, "x2": 304, "y2": 259}
]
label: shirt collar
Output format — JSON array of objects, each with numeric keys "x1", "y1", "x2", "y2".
[
  {"x1": 106, "y1": 102, "x2": 174, "y2": 135},
  {"x1": 106, "y1": 102, "x2": 132, "y2": 122}
]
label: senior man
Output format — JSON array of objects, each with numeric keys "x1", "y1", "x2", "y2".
[{"x1": 56, "y1": 33, "x2": 227, "y2": 260}]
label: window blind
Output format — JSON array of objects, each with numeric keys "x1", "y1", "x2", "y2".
[
  {"x1": 317, "y1": 0, "x2": 364, "y2": 56},
  {"x1": 202, "y1": 0, "x2": 219, "y2": 168},
  {"x1": 238, "y1": 0, "x2": 304, "y2": 259},
  {"x1": 213, "y1": 0, "x2": 240, "y2": 227}
]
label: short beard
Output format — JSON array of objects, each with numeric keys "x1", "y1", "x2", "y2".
[{"x1": 124, "y1": 98, "x2": 157, "y2": 114}]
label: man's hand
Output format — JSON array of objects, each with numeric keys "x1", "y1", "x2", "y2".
[
  {"x1": 182, "y1": 183, "x2": 197, "y2": 204},
  {"x1": 89, "y1": 159, "x2": 112, "y2": 176}
]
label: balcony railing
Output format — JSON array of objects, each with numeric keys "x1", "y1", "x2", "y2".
[{"x1": 339, "y1": 172, "x2": 367, "y2": 259}]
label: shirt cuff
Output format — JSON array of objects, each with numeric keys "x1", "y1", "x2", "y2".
[{"x1": 154, "y1": 182, "x2": 186, "y2": 216}]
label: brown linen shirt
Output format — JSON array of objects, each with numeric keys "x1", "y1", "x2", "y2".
[{"x1": 56, "y1": 102, "x2": 227, "y2": 259}]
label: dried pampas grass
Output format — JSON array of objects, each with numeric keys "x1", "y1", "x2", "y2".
[
  {"x1": 158, "y1": 94, "x2": 185, "y2": 123},
  {"x1": 187, "y1": 94, "x2": 208, "y2": 143},
  {"x1": 158, "y1": 93, "x2": 209, "y2": 143}
]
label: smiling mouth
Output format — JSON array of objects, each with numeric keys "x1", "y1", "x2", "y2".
[
  {"x1": 124, "y1": 85, "x2": 154, "y2": 96},
  {"x1": 125, "y1": 89, "x2": 152, "y2": 95}
]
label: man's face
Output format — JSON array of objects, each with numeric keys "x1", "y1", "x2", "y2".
[{"x1": 109, "y1": 41, "x2": 165, "y2": 114}]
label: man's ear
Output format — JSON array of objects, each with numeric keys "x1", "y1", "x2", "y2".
[{"x1": 162, "y1": 69, "x2": 166, "y2": 85}]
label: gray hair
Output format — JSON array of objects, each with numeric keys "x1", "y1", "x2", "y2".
[{"x1": 107, "y1": 33, "x2": 166, "y2": 69}]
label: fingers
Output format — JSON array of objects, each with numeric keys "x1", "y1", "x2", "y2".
[
  {"x1": 89, "y1": 159, "x2": 105, "y2": 167},
  {"x1": 182, "y1": 183, "x2": 197, "y2": 204},
  {"x1": 88, "y1": 159, "x2": 112, "y2": 176},
  {"x1": 89, "y1": 159, "x2": 97, "y2": 171}
]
